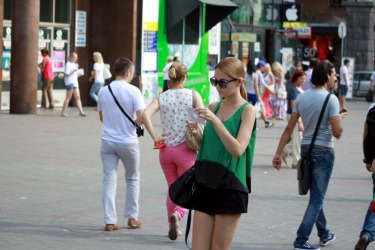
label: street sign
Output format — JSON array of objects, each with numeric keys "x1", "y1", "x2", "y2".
[{"x1": 338, "y1": 22, "x2": 346, "y2": 39}]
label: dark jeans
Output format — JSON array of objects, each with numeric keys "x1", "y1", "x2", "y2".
[
  {"x1": 359, "y1": 174, "x2": 375, "y2": 242},
  {"x1": 294, "y1": 145, "x2": 334, "y2": 246}
]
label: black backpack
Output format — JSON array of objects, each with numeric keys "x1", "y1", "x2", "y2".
[{"x1": 364, "y1": 106, "x2": 375, "y2": 164}]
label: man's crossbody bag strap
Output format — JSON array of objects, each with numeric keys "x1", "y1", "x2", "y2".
[
  {"x1": 307, "y1": 94, "x2": 331, "y2": 158},
  {"x1": 107, "y1": 84, "x2": 138, "y2": 128}
]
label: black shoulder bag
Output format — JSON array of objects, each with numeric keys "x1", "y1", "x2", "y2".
[
  {"x1": 107, "y1": 84, "x2": 144, "y2": 137},
  {"x1": 297, "y1": 94, "x2": 331, "y2": 195}
]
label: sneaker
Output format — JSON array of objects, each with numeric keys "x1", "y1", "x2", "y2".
[
  {"x1": 104, "y1": 224, "x2": 119, "y2": 231},
  {"x1": 127, "y1": 218, "x2": 143, "y2": 229},
  {"x1": 320, "y1": 233, "x2": 335, "y2": 246},
  {"x1": 355, "y1": 235, "x2": 369, "y2": 250},
  {"x1": 294, "y1": 242, "x2": 320, "y2": 250},
  {"x1": 168, "y1": 213, "x2": 179, "y2": 240},
  {"x1": 265, "y1": 122, "x2": 274, "y2": 128}
]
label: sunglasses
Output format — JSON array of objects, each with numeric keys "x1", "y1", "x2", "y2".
[{"x1": 210, "y1": 77, "x2": 237, "y2": 88}]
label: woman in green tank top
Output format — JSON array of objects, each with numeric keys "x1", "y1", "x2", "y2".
[{"x1": 191, "y1": 57, "x2": 256, "y2": 249}]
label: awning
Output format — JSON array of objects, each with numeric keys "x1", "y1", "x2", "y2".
[
  {"x1": 199, "y1": 0, "x2": 238, "y2": 33},
  {"x1": 166, "y1": 0, "x2": 200, "y2": 33},
  {"x1": 166, "y1": 0, "x2": 238, "y2": 34}
]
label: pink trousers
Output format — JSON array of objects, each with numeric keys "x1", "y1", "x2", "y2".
[{"x1": 159, "y1": 142, "x2": 197, "y2": 223}]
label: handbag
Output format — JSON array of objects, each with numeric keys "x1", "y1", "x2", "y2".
[
  {"x1": 366, "y1": 89, "x2": 374, "y2": 103},
  {"x1": 185, "y1": 90, "x2": 203, "y2": 151},
  {"x1": 169, "y1": 166, "x2": 196, "y2": 249},
  {"x1": 103, "y1": 64, "x2": 112, "y2": 86},
  {"x1": 168, "y1": 167, "x2": 196, "y2": 209},
  {"x1": 297, "y1": 94, "x2": 331, "y2": 195},
  {"x1": 277, "y1": 88, "x2": 287, "y2": 99},
  {"x1": 107, "y1": 84, "x2": 144, "y2": 137}
]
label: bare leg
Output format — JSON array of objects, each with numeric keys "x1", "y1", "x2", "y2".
[
  {"x1": 211, "y1": 214, "x2": 241, "y2": 250},
  {"x1": 192, "y1": 211, "x2": 215, "y2": 250},
  {"x1": 61, "y1": 90, "x2": 73, "y2": 116},
  {"x1": 73, "y1": 88, "x2": 86, "y2": 116}
]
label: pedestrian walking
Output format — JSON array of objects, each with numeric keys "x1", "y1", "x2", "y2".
[
  {"x1": 270, "y1": 62, "x2": 287, "y2": 120},
  {"x1": 142, "y1": 61, "x2": 204, "y2": 240},
  {"x1": 339, "y1": 59, "x2": 350, "y2": 113},
  {"x1": 61, "y1": 52, "x2": 86, "y2": 117},
  {"x1": 355, "y1": 100, "x2": 375, "y2": 250},
  {"x1": 281, "y1": 70, "x2": 306, "y2": 168},
  {"x1": 256, "y1": 60, "x2": 274, "y2": 128},
  {"x1": 89, "y1": 51, "x2": 105, "y2": 104},
  {"x1": 162, "y1": 56, "x2": 173, "y2": 92},
  {"x1": 97, "y1": 58, "x2": 145, "y2": 231},
  {"x1": 39, "y1": 48, "x2": 55, "y2": 109},
  {"x1": 272, "y1": 61, "x2": 346, "y2": 250}
]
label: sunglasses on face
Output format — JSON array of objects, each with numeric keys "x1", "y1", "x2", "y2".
[{"x1": 210, "y1": 77, "x2": 237, "y2": 88}]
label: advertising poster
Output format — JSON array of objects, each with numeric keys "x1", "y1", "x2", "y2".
[
  {"x1": 2, "y1": 50, "x2": 11, "y2": 81},
  {"x1": 52, "y1": 50, "x2": 66, "y2": 73}
]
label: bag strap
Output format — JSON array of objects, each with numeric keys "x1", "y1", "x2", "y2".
[
  {"x1": 307, "y1": 94, "x2": 331, "y2": 157},
  {"x1": 107, "y1": 84, "x2": 137, "y2": 128},
  {"x1": 185, "y1": 208, "x2": 192, "y2": 249}
]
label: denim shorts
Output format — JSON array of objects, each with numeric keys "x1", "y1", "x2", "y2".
[
  {"x1": 193, "y1": 185, "x2": 248, "y2": 215},
  {"x1": 65, "y1": 84, "x2": 78, "y2": 91},
  {"x1": 339, "y1": 84, "x2": 348, "y2": 96}
]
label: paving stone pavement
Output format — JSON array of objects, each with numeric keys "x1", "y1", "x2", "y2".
[{"x1": 0, "y1": 99, "x2": 373, "y2": 250}]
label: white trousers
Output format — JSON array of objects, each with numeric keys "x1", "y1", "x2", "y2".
[{"x1": 100, "y1": 140, "x2": 140, "y2": 224}]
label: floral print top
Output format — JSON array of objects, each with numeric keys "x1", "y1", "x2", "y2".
[{"x1": 159, "y1": 89, "x2": 193, "y2": 146}]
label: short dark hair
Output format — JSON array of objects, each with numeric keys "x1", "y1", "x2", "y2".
[
  {"x1": 311, "y1": 61, "x2": 335, "y2": 86},
  {"x1": 41, "y1": 48, "x2": 49, "y2": 55},
  {"x1": 344, "y1": 59, "x2": 350, "y2": 65},
  {"x1": 114, "y1": 58, "x2": 134, "y2": 77}
]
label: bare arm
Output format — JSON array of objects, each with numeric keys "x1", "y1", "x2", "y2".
[
  {"x1": 141, "y1": 97, "x2": 161, "y2": 142},
  {"x1": 99, "y1": 111, "x2": 103, "y2": 122},
  {"x1": 329, "y1": 113, "x2": 346, "y2": 139},
  {"x1": 193, "y1": 90, "x2": 205, "y2": 109}
]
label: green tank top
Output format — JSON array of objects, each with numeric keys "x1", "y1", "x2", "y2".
[{"x1": 195, "y1": 100, "x2": 257, "y2": 193}]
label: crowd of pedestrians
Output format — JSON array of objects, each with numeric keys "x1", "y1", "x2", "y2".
[{"x1": 37, "y1": 51, "x2": 375, "y2": 250}]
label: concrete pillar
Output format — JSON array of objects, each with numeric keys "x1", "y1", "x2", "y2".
[{"x1": 10, "y1": 0, "x2": 40, "y2": 114}]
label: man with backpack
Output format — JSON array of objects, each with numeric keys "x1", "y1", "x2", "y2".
[{"x1": 355, "y1": 99, "x2": 375, "y2": 250}]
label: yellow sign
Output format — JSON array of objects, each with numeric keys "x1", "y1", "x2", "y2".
[
  {"x1": 283, "y1": 22, "x2": 308, "y2": 28},
  {"x1": 144, "y1": 22, "x2": 158, "y2": 31}
]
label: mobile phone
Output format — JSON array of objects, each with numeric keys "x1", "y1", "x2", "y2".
[{"x1": 339, "y1": 109, "x2": 347, "y2": 114}]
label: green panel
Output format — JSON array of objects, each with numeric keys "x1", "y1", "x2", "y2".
[{"x1": 157, "y1": 0, "x2": 210, "y2": 105}]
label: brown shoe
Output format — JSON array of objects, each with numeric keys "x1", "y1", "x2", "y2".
[
  {"x1": 127, "y1": 218, "x2": 143, "y2": 229},
  {"x1": 104, "y1": 224, "x2": 119, "y2": 231}
]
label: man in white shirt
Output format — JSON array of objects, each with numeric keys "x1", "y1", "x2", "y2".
[
  {"x1": 97, "y1": 58, "x2": 145, "y2": 231},
  {"x1": 162, "y1": 56, "x2": 173, "y2": 92},
  {"x1": 339, "y1": 59, "x2": 350, "y2": 112}
]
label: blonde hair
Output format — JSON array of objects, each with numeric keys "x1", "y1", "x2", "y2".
[
  {"x1": 271, "y1": 61, "x2": 284, "y2": 76},
  {"x1": 93, "y1": 52, "x2": 104, "y2": 63},
  {"x1": 168, "y1": 62, "x2": 187, "y2": 84},
  {"x1": 215, "y1": 57, "x2": 247, "y2": 100},
  {"x1": 264, "y1": 63, "x2": 274, "y2": 77}
]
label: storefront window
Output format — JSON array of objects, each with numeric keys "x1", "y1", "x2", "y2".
[
  {"x1": 40, "y1": 0, "x2": 53, "y2": 22},
  {"x1": 55, "y1": 0, "x2": 70, "y2": 23}
]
